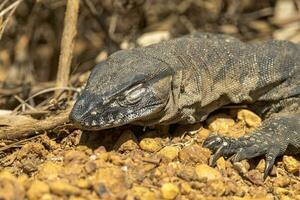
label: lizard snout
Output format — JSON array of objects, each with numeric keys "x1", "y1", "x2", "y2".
[{"x1": 69, "y1": 98, "x2": 87, "y2": 125}]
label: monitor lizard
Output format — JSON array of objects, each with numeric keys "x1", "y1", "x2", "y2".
[{"x1": 69, "y1": 32, "x2": 300, "y2": 178}]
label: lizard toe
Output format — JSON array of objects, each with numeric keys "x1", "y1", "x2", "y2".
[
  {"x1": 203, "y1": 134, "x2": 224, "y2": 151},
  {"x1": 204, "y1": 130, "x2": 287, "y2": 179},
  {"x1": 232, "y1": 145, "x2": 267, "y2": 162},
  {"x1": 210, "y1": 142, "x2": 229, "y2": 166},
  {"x1": 264, "y1": 147, "x2": 281, "y2": 179},
  {"x1": 232, "y1": 143, "x2": 281, "y2": 179},
  {"x1": 204, "y1": 134, "x2": 243, "y2": 166}
]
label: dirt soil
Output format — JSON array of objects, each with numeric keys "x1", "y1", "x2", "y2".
[
  {"x1": 1, "y1": 109, "x2": 300, "y2": 200},
  {"x1": 1, "y1": 0, "x2": 300, "y2": 200}
]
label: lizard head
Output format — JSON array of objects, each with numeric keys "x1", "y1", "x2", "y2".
[{"x1": 70, "y1": 49, "x2": 174, "y2": 130}]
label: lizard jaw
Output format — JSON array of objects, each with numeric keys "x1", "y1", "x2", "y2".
[{"x1": 70, "y1": 103, "x2": 164, "y2": 130}]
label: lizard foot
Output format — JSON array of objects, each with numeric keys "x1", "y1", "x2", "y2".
[
  {"x1": 203, "y1": 133, "x2": 281, "y2": 179},
  {"x1": 203, "y1": 113, "x2": 300, "y2": 178}
]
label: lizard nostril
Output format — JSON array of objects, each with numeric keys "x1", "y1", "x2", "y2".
[
  {"x1": 69, "y1": 109, "x2": 82, "y2": 123},
  {"x1": 69, "y1": 99, "x2": 87, "y2": 123}
]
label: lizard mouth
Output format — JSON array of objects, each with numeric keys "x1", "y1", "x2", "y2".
[{"x1": 71, "y1": 103, "x2": 164, "y2": 130}]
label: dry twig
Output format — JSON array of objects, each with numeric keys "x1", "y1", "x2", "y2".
[
  {"x1": 0, "y1": 0, "x2": 23, "y2": 40},
  {"x1": 55, "y1": 0, "x2": 80, "y2": 97},
  {"x1": 0, "y1": 107, "x2": 71, "y2": 140}
]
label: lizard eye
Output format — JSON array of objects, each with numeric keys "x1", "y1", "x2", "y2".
[{"x1": 124, "y1": 84, "x2": 146, "y2": 104}]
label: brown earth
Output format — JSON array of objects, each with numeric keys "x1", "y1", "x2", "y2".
[
  {"x1": 1, "y1": 0, "x2": 300, "y2": 199},
  {"x1": 1, "y1": 109, "x2": 300, "y2": 199}
]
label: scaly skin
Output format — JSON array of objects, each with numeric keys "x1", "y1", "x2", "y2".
[{"x1": 70, "y1": 33, "x2": 300, "y2": 177}]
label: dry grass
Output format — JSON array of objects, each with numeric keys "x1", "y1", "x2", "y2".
[{"x1": 0, "y1": 0, "x2": 23, "y2": 40}]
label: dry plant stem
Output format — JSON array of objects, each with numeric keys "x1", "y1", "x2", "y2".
[
  {"x1": 55, "y1": 0, "x2": 80, "y2": 97},
  {"x1": 83, "y1": 0, "x2": 119, "y2": 52},
  {"x1": 0, "y1": 0, "x2": 22, "y2": 17},
  {"x1": 0, "y1": 135, "x2": 42, "y2": 151},
  {"x1": 13, "y1": 86, "x2": 78, "y2": 112},
  {"x1": 0, "y1": 0, "x2": 10, "y2": 11},
  {"x1": 0, "y1": 0, "x2": 23, "y2": 40},
  {"x1": 0, "y1": 108, "x2": 71, "y2": 140}
]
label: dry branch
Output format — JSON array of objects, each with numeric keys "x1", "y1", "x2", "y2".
[
  {"x1": 0, "y1": 108, "x2": 71, "y2": 140},
  {"x1": 55, "y1": 0, "x2": 80, "y2": 97},
  {"x1": 0, "y1": 0, "x2": 23, "y2": 40}
]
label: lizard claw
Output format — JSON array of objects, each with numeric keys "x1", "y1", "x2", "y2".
[
  {"x1": 203, "y1": 113, "x2": 300, "y2": 178},
  {"x1": 210, "y1": 143, "x2": 227, "y2": 166},
  {"x1": 203, "y1": 131, "x2": 286, "y2": 178},
  {"x1": 264, "y1": 147, "x2": 281, "y2": 179},
  {"x1": 204, "y1": 134, "x2": 243, "y2": 166},
  {"x1": 202, "y1": 134, "x2": 224, "y2": 151}
]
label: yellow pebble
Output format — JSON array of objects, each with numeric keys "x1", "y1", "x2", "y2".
[{"x1": 160, "y1": 183, "x2": 179, "y2": 200}]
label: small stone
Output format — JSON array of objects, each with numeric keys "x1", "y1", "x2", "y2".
[
  {"x1": 168, "y1": 162, "x2": 181, "y2": 170},
  {"x1": 27, "y1": 180, "x2": 50, "y2": 200},
  {"x1": 248, "y1": 186, "x2": 269, "y2": 199},
  {"x1": 139, "y1": 138, "x2": 163, "y2": 152},
  {"x1": 120, "y1": 40, "x2": 135, "y2": 50},
  {"x1": 76, "y1": 145, "x2": 93, "y2": 155},
  {"x1": 197, "y1": 128, "x2": 210, "y2": 141},
  {"x1": 246, "y1": 170, "x2": 264, "y2": 185},
  {"x1": 195, "y1": 164, "x2": 222, "y2": 181},
  {"x1": 49, "y1": 181, "x2": 80, "y2": 196},
  {"x1": 131, "y1": 186, "x2": 157, "y2": 200},
  {"x1": 17, "y1": 174, "x2": 29, "y2": 189},
  {"x1": 207, "y1": 114, "x2": 235, "y2": 134},
  {"x1": 48, "y1": 140, "x2": 60, "y2": 150},
  {"x1": 158, "y1": 146, "x2": 179, "y2": 161},
  {"x1": 113, "y1": 130, "x2": 139, "y2": 151},
  {"x1": 69, "y1": 197, "x2": 87, "y2": 200},
  {"x1": 40, "y1": 193, "x2": 54, "y2": 200},
  {"x1": 160, "y1": 183, "x2": 179, "y2": 200},
  {"x1": 97, "y1": 152, "x2": 109, "y2": 162},
  {"x1": 21, "y1": 159, "x2": 39, "y2": 173},
  {"x1": 207, "y1": 179, "x2": 226, "y2": 196},
  {"x1": 237, "y1": 109, "x2": 261, "y2": 128},
  {"x1": 95, "y1": 51, "x2": 108, "y2": 63},
  {"x1": 274, "y1": 187, "x2": 294, "y2": 200},
  {"x1": 216, "y1": 157, "x2": 226, "y2": 171},
  {"x1": 283, "y1": 155, "x2": 300, "y2": 173},
  {"x1": 179, "y1": 144, "x2": 211, "y2": 164},
  {"x1": 0, "y1": 171, "x2": 25, "y2": 200},
  {"x1": 177, "y1": 166, "x2": 198, "y2": 181},
  {"x1": 74, "y1": 179, "x2": 92, "y2": 189},
  {"x1": 233, "y1": 161, "x2": 250, "y2": 175},
  {"x1": 273, "y1": 176, "x2": 290, "y2": 187},
  {"x1": 64, "y1": 150, "x2": 87, "y2": 164},
  {"x1": 16, "y1": 143, "x2": 47, "y2": 159},
  {"x1": 109, "y1": 153, "x2": 125, "y2": 166},
  {"x1": 84, "y1": 161, "x2": 97, "y2": 174},
  {"x1": 256, "y1": 159, "x2": 276, "y2": 176},
  {"x1": 256, "y1": 159, "x2": 265, "y2": 173},
  {"x1": 137, "y1": 31, "x2": 170, "y2": 47},
  {"x1": 180, "y1": 182, "x2": 191, "y2": 194},
  {"x1": 247, "y1": 20, "x2": 272, "y2": 33},
  {"x1": 63, "y1": 163, "x2": 84, "y2": 176},
  {"x1": 93, "y1": 167, "x2": 129, "y2": 197},
  {"x1": 219, "y1": 24, "x2": 239, "y2": 34},
  {"x1": 274, "y1": 0, "x2": 298, "y2": 22}
]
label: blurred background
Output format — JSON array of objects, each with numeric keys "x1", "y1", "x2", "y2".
[{"x1": 0, "y1": 0, "x2": 299, "y2": 109}]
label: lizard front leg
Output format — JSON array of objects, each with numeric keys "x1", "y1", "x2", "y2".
[{"x1": 203, "y1": 112, "x2": 300, "y2": 178}]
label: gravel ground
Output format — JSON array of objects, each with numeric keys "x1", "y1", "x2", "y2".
[
  {"x1": 1, "y1": 109, "x2": 300, "y2": 200},
  {"x1": 1, "y1": 1, "x2": 300, "y2": 200}
]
